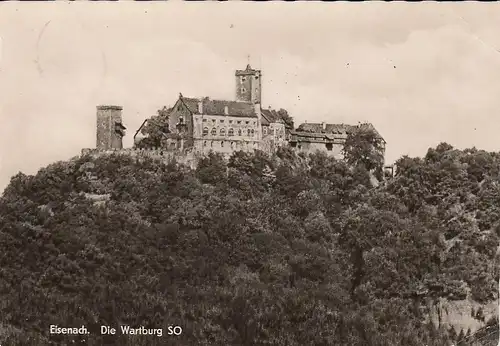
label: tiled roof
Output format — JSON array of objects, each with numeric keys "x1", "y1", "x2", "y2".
[
  {"x1": 296, "y1": 122, "x2": 384, "y2": 141},
  {"x1": 297, "y1": 123, "x2": 355, "y2": 134},
  {"x1": 181, "y1": 97, "x2": 257, "y2": 118},
  {"x1": 261, "y1": 108, "x2": 282, "y2": 125}
]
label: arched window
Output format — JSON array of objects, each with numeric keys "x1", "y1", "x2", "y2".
[
  {"x1": 263, "y1": 127, "x2": 267, "y2": 135},
  {"x1": 220, "y1": 128, "x2": 226, "y2": 136},
  {"x1": 238, "y1": 129, "x2": 242, "y2": 136},
  {"x1": 228, "y1": 128, "x2": 234, "y2": 136},
  {"x1": 251, "y1": 129, "x2": 255, "y2": 136},
  {"x1": 211, "y1": 128, "x2": 217, "y2": 136},
  {"x1": 203, "y1": 127, "x2": 209, "y2": 136},
  {"x1": 221, "y1": 141, "x2": 224, "y2": 147},
  {"x1": 247, "y1": 129, "x2": 251, "y2": 136},
  {"x1": 203, "y1": 141, "x2": 207, "y2": 147}
]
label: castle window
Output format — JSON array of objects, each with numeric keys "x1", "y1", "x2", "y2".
[
  {"x1": 202, "y1": 119, "x2": 207, "y2": 122},
  {"x1": 263, "y1": 127, "x2": 267, "y2": 135},
  {"x1": 220, "y1": 128, "x2": 226, "y2": 136},
  {"x1": 237, "y1": 121, "x2": 241, "y2": 124},
  {"x1": 253, "y1": 121, "x2": 256, "y2": 125},
  {"x1": 241, "y1": 87, "x2": 246, "y2": 93},
  {"x1": 238, "y1": 129, "x2": 242, "y2": 136},
  {"x1": 241, "y1": 76, "x2": 246, "y2": 83},
  {"x1": 204, "y1": 141, "x2": 207, "y2": 147},
  {"x1": 326, "y1": 143, "x2": 333, "y2": 151},
  {"x1": 221, "y1": 141, "x2": 224, "y2": 147},
  {"x1": 211, "y1": 128, "x2": 217, "y2": 136},
  {"x1": 247, "y1": 129, "x2": 251, "y2": 136},
  {"x1": 255, "y1": 76, "x2": 259, "y2": 80},
  {"x1": 229, "y1": 120, "x2": 233, "y2": 124},
  {"x1": 212, "y1": 119, "x2": 216, "y2": 123},
  {"x1": 220, "y1": 119, "x2": 224, "y2": 123},
  {"x1": 245, "y1": 121, "x2": 249, "y2": 124},
  {"x1": 228, "y1": 128, "x2": 234, "y2": 136},
  {"x1": 203, "y1": 127, "x2": 209, "y2": 136},
  {"x1": 251, "y1": 129, "x2": 255, "y2": 136}
]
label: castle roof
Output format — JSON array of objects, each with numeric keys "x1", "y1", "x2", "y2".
[
  {"x1": 180, "y1": 96, "x2": 257, "y2": 118},
  {"x1": 261, "y1": 108, "x2": 283, "y2": 125},
  {"x1": 295, "y1": 122, "x2": 384, "y2": 142}
]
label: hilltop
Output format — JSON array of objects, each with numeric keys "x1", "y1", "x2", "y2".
[{"x1": 0, "y1": 141, "x2": 498, "y2": 345}]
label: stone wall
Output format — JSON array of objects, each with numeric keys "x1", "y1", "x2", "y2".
[
  {"x1": 81, "y1": 147, "x2": 203, "y2": 169},
  {"x1": 425, "y1": 297, "x2": 498, "y2": 335},
  {"x1": 292, "y1": 141, "x2": 344, "y2": 159}
]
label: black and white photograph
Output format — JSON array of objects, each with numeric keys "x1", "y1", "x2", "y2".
[{"x1": 0, "y1": 2, "x2": 499, "y2": 345}]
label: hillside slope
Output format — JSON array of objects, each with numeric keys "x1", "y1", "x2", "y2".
[{"x1": 0, "y1": 144, "x2": 498, "y2": 345}]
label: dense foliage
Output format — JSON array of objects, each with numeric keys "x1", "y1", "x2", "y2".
[
  {"x1": 0, "y1": 141, "x2": 498, "y2": 345},
  {"x1": 135, "y1": 106, "x2": 171, "y2": 149}
]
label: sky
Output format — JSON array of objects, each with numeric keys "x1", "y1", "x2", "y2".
[{"x1": 1, "y1": 2, "x2": 500, "y2": 193}]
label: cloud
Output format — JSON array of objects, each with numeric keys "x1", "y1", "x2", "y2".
[{"x1": 2, "y1": 3, "x2": 500, "y2": 192}]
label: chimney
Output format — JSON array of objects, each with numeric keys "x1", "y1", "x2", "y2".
[
  {"x1": 198, "y1": 101, "x2": 203, "y2": 114},
  {"x1": 224, "y1": 105, "x2": 229, "y2": 115},
  {"x1": 322, "y1": 122, "x2": 326, "y2": 130}
]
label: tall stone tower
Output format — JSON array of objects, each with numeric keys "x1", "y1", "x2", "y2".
[
  {"x1": 235, "y1": 64, "x2": 262, "y2": 104},
  {"x1": 96, "y1": 105, "x2": 126, "y2": 150}
]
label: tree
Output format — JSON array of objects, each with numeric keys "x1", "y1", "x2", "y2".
[
  {"x1": 135, "y1": 107, "x2": 171, "y2": 148},
  {"x1": 195, "y1": 151, "x2": 227, "y2": 185},
  {"x1": 342, "y1": 124, "x2": 385, "y2": 178},
  {"x1": 277, "y1": 108, "x2": 294, "y2": 129}
]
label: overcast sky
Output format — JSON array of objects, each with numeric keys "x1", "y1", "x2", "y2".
[{"x1": 1, "y1": 2, "x2": 500, "y2": 192}]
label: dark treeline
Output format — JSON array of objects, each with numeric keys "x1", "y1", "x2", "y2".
[{"x1": 0, "y1": 131, "x2": 498, "y2": 345}]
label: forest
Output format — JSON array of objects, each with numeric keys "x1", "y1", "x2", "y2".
[{"x1": 0, "y1": 127, "x2": 498, "y2": 345}]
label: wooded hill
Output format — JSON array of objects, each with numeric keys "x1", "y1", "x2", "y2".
[{"x1": 0, "y1": 132, "x2": 498, "y2": 345}]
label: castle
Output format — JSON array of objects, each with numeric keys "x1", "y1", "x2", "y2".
[{"x1": 84, "y1": 64, "x2": 386, "y2": 164}]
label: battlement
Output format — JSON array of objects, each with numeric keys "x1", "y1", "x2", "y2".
[
  {"x1": 235, "y1": 64, "x2": 261, "y2": 76},
  {"x1": 97, "y1": 105, "x2": 123, "y2": 111}
]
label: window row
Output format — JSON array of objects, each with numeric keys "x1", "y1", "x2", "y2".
[
  {"x1": 203, "y1": 127, "x2": 255, "y2": 137},
  {"x1": 203, "y1": 140, "x2": 259, "y2": 149},
  {"x1": 262, "y1": 127, "x2": 285, "y2": 137},
  {"x1": 202, "y1": 119, "x2": 255, "y2": 125}
]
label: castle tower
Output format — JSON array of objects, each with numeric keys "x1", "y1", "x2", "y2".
[
  {"x1": 235, "y1": 64, "x2": 262, "y2": 104},
  {"x1": 96, "y1": 105, "x2": 126, "y2": 150}
]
